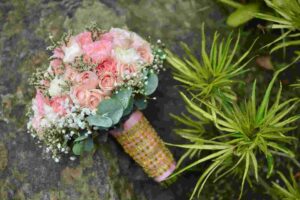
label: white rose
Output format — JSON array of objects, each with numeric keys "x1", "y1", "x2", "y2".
[
  {"x1": 63, "y1": 38, "x2": 82, "y2": 63},
  {"x1": 114, "y1": 48, "x2": 140, "y2": 64},
  {"x1": 48, "y1": 77, "x2": 67, "y2": 97}
]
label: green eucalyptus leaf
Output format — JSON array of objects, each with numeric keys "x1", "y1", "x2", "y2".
[
  {"x1": 145, "y1": 73, "x2": 159, "y2": 95},
  {"x1": 84, "y1": 137, "x2": 94, "y2": 152},
  {"x1": 87, "y1": 115, "x2": 113, "y2": 128},
  {"x1": 74, "y1": 134, "x2": 88, "y2": 142},
  {"x1": 123, "y1": 97, "x2": 134, "y2": 116},
  {"x1": 114, "y1": 88, "x2": 132, "y2": 108},
  {"x1": 227, "y1": 3, "x2": 260, "y2": 27},
  {"x1": 72, "y1": 142, "x2": 84, "y2": 155},
  {"x1": 97, "y1": 98, "x2": 124, "y2": 124},
  {"x1": 134, "y1": 98, "x2": 148, "y2": 110}
]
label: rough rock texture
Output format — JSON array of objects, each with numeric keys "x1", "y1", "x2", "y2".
[{"x1": 0, "y1": 0, "x2": 227, "y2": 199}]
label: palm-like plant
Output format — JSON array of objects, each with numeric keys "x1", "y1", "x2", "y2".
[
  {"x1": 168, "y1": 66, "x2": 300, "y2": 199},
  {"x1": 256, "y1": 0, "x2": 300, "y2": 53},
  {"x1": 167, "y1": 25, "x2": 255, "y2": 105}
]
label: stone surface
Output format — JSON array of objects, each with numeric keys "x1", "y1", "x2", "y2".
[{"x1": 0, "y1": 0, "x2": 228, "y2": 199}]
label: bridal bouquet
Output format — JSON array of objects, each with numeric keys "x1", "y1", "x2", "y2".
[{"x1": 27, "y1": 27, "x2": 175, "y2": 181}]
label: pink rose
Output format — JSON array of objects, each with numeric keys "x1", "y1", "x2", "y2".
[
  {"x1": 76, "y1": 31, "x2": 93, "y2": 47},
  {"x1": 64, "y1": 65, "x2": 78, "y2": 82},
  {"x1": 96, "y1": 58, "x2": 117, "y2": 75},
  {"x1": 136, "y1": 44, "x2": 153, "y2": 64},
  {"x1": 86, "y1": 89, "x2": 104, "y2": 109},
  {"x1": 98, "y1": 72, "x2": 116, "y2": 94},
  {"x1": 118, "y1": 63, "x2": 138, "y2": 79},
  {"x1": 72, "y1": 86, "x2": 90, "y2": 107},
  {"x1": 50, "y1": 96, "x2": 69, "y2": 115},
  {"x1": 50, "y1": 59, "x2": 64, "y2": 75},
  {"x1": 82, "y1": 40, "x2": 112, "y2": 63},
  {"x1": 75, "y1": 71, "x2": 99, "y2": 90}
]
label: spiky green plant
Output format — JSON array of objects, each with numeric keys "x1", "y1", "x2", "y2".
[
  {"x1": 271, "y1": 171, "x2": 300, "y2": 200},
  {"x1": 168, "y1": 66, "x2": 300, "y2": 200},
  {"x1": 291, "y1": 80, "x2": 300, "y2": 89},
  {"x1": 256, "y1": 0, "x2": 300, "y2": 53},
  {"x1": 167, "y1": 25, "x2": 255, "y2": 106}
]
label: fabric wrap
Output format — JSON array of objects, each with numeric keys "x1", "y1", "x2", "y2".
[{"x1": 111, "y1": 111, "x2": 176, "y2": 182}]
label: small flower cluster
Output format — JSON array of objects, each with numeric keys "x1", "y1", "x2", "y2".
[{"x1": 27, "y1": 27, "x2": 165, "y2": 161}]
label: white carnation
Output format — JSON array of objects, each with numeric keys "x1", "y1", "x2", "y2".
[
  {"x1": 114, "y1": 48, "x2": 141, "y2": 64},
  {"x1": 48, "y1": 78, "x2": 67, "y2": 97},
  {"x1": 63, "y1": 39, "x2": 82, "y2": 63}
]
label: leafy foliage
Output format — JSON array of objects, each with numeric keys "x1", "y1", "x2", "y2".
[
  {"x1": 256, "y1": 0, "x2": 300, "y2": 53},
  {"x1": 168, "y1": 66, "x2": 300, "y2": 199},
  {"x1": 167, "y1": 25, "x2": 255, "y2": 106},
  {"x1": 271, "y1": 171, "x2": 300, "y2": 200}
]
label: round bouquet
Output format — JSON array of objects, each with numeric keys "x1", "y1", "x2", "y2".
[{"x1": 27, "y1": 27, "x2": 175, "y2": 182}]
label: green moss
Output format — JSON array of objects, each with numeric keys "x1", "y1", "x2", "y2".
[
  {"x1": 117, "y1": 0, "x2": 224, "y2": 46},
  {"x1": 100, "y1": 144, "x2": 146, "y2": 200},
  {"x1": 34, "y1": 2, "x2": 66, "y2": 42},
  {"x1": 0, "y1": 143, "x2": 8, "y2": 171},
  {"x1": 63, "y1": 0, "x2": 126, "y2": 34},
  {"x1": 1, "y1": 0, "x2": 27, "y2": 38}
]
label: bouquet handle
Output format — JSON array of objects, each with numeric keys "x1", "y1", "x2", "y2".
[{"x1": 110, "y1": 111, "x2": 176, "y2": 182}]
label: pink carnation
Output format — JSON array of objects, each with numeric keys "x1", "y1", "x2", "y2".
[
  {"x1": 50, "y1": 96, "x2": 69, "y2": 115},
  {"x1": 82, "y1": 40, "x2": 112, "y2": 63},
  {"x1": 76, "y1": 31, "x2": 93, "y2": 47},
  {"x1": 35, "y1": 91, "x2": 49, "y2": 116}
]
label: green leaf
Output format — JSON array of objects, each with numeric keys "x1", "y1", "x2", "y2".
[
  {"x1": 74, "y1": 134, "x2": 88, "y2": 142},
  {"x1": 87, "y1": 115, "x2": 113, "y2": 128},
  {"x1": 72, "y1": 142, "x2": 84, "y2": 155},
  {"x1": 227, "y1": 3, "x2": 260, "y2": 27},
  {"x1": 145, "y1": 73, "x2": 159, "y2": 95},
  {"x1": 113, "y1": 88, "x2": 132, "y2": 109},
  {"x1": 267, "y1": 153, "x2": 274, "y2": 178},
  {"x1": 134, "y1": 98, "x2": 148, "y2": 110},
  {"x1": 97, "y1": 98, "x2": 124, "y2": 125},
  {"x1": 123, "y1": 97, "x2": 134, "y2": 116},
  {"x1": 84, "y1": 137, "x2": 94, "y2": 152}
]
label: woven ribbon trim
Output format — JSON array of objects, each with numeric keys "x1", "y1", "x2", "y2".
[{"x1": 114, "y1": 114, "x2": 175, "y2": 179}]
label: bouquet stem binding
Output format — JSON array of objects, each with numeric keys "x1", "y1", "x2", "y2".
[{"x1": 111, "y1": 111, "x2": 176, "y2": 182}]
